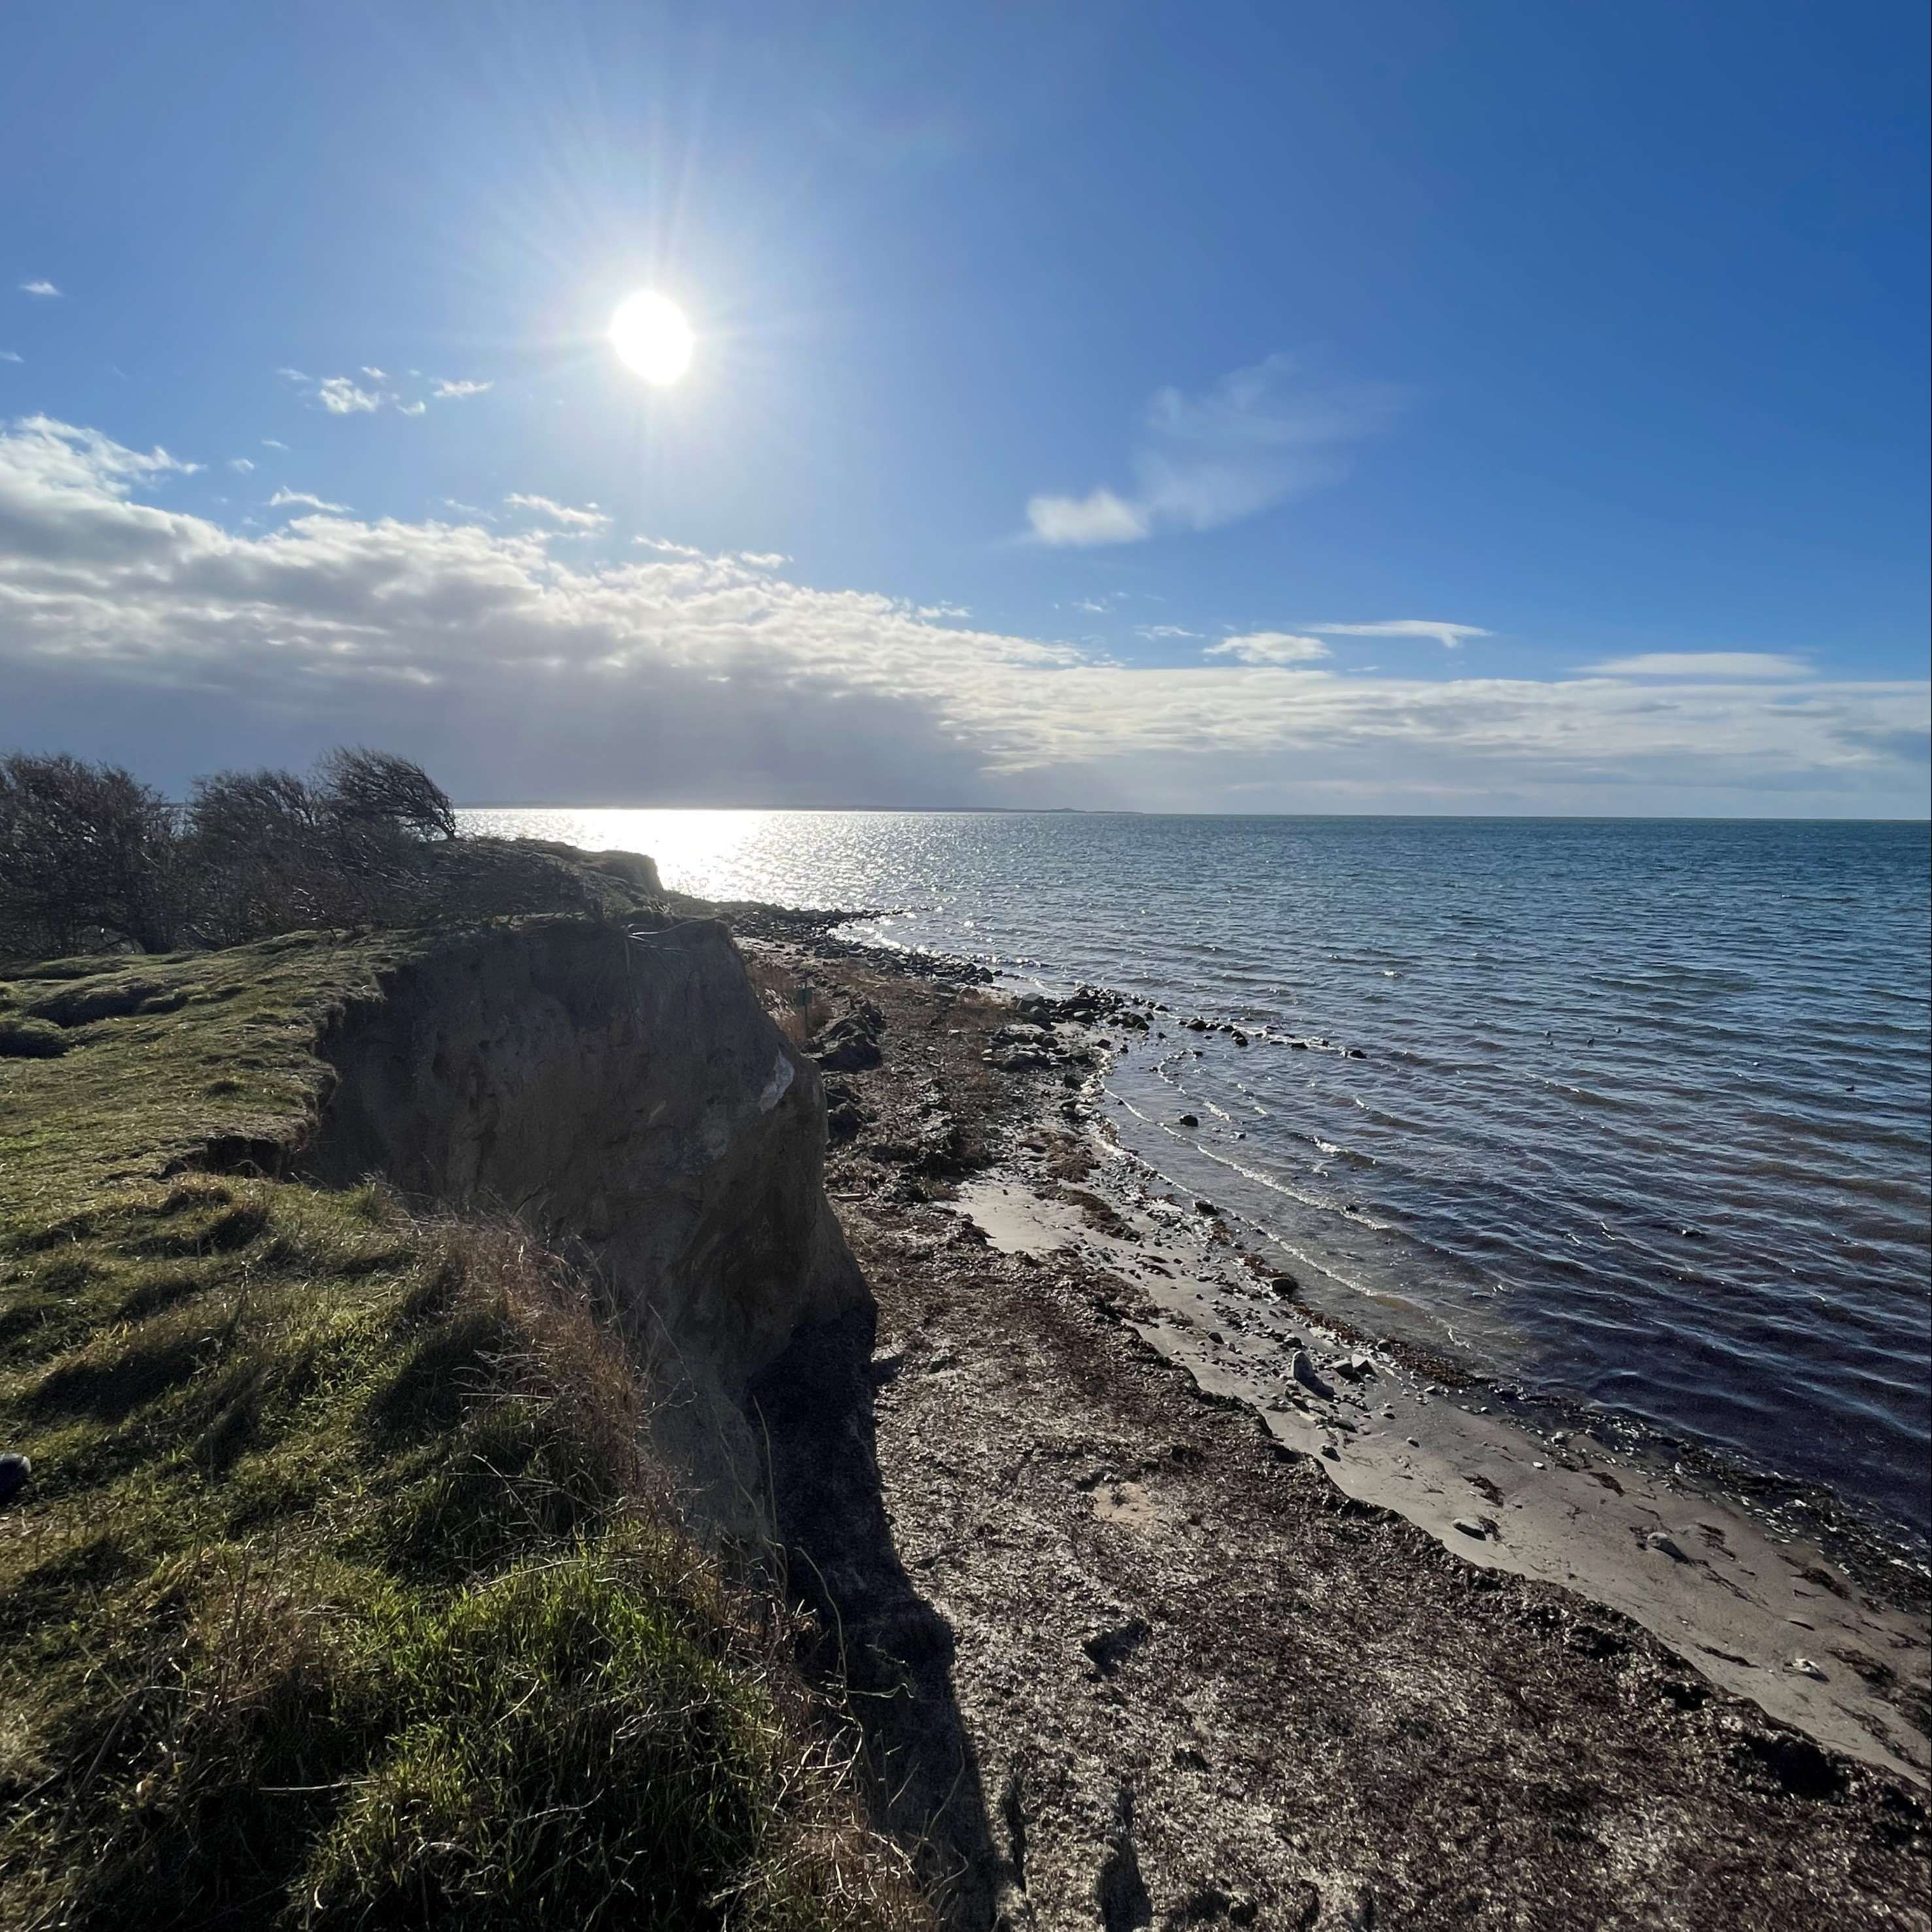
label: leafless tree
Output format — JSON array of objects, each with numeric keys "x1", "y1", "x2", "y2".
[
  {"x1": 3, "y1": 747, "x2": 607, "y2": 963},
  {"x1": 317, "y1": 747, "x2": 457, "y2": 841},
  {"x1": 0, "y1": 753, "x2": 182, "y2": 956}
]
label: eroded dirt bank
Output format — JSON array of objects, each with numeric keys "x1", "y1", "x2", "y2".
[{"x1": 736, "y1": 921, "x2": 1930, "y2": 1931}]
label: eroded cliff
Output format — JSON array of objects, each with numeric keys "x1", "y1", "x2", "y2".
[{"x1": 309, "y1": 915, "x2": 868, "y2": 1523}]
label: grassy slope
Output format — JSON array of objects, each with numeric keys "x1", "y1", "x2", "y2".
[{"x1": 0, "y1": 931, "x2": 915, "y2": 1929}]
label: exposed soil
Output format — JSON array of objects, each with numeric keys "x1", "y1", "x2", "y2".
[{"x1": 739, "y1": 926, "x2": 1930, "y2": 1931}]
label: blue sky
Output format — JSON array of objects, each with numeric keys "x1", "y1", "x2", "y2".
[{"x1": 2, "y1": 1, "x2": 1925, "y2": 811}]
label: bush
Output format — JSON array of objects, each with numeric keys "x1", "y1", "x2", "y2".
[
  {"x1": 184, "y1": 752, "x2": 463, "y2": 943},
  {"x1": 0, "y1": 748, "x2": 604, "y2": 962},
  {"x1": 0, "y1": 753, "x2": 182, "y2": 957}
]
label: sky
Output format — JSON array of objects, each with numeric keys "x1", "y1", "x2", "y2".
[{"x1": 1, "y1": 1, "x2": 1926, "y2": 815}]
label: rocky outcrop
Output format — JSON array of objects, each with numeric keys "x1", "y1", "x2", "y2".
[{"x1": 310, "y1": 915, "x2": 866, "y2": 1520}]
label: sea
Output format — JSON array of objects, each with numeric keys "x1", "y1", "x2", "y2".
[{"x1": 462, "y1": 809, "x2": 1932, "y2": 1552}]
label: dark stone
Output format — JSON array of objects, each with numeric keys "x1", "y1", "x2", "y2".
[
  {"x1": 1083, "y1": 1618, "x2": 1151, "y2": 1678},
  {"x1": 0, "y1": 1453, "x2": 30, "y2": 1509}
]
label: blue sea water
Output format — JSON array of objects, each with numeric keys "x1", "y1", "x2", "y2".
[{"x1": 464, "y1": 809, "x2": 1932, "y2": 1546}]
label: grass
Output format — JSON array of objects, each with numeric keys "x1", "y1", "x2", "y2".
[
  {"x1": 742, "y1": 951, "x2": 838, "y2": 1050},
  {"x1": 0, "y1": 927, "x2": 923, "y2": 1929}
]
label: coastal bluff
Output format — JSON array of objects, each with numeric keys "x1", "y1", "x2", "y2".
[
  {"x1": 0, "y1": 900, "x2": 922, "y2": 1927},
  {"x1": 310, "y1": 916, "x2": 864, "y2": 1508}
]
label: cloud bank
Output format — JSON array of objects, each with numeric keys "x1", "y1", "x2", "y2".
[{"x1": 1, "y1": 416, "x2": 1924, "y2": 814}]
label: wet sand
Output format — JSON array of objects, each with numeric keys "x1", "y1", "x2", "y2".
[{"x1": 955, "y1": 1167, "x2": 1930, "y2": 1786}]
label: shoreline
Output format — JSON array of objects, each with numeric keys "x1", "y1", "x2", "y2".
[
  {"x1": 739, "y1": 907, "x2": 1931, "y2": 1786},
  {"x1": 802, "y1": 909, "x2": 1932, "y2": 1594},
  {"x1": 738, "y1": 917, "x2": 1930, "y2": 1922},
  {"x1": 952, "y1": 1164, "x2": 1929, "y2": 1786}
]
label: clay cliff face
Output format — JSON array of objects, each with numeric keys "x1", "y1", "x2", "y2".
[{"x1": 311, "y1": 918, "x2": 864, "y2": 1408}]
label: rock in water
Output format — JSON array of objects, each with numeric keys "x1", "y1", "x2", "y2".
[{"x1": 1290, "y1": 1349, "x2": 1335, "y2": 1400}]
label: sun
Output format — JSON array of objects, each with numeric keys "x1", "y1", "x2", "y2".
[{"x1": 610, "y1": 290, "x2": 694, "y2": 386}]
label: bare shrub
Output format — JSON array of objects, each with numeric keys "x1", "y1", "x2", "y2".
[
  {"x1": 1, "y1": 747, "x2": 632, "y2": 963},
  {"x1": 0, "y1": 752, "x2": 182, "y2": 957},
  {"x1": 317, "y1": 746, "x2": 456, "y2": 841}
]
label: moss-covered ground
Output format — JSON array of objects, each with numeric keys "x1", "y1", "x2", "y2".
[{"x1": 0, "y1": 932, "x2": 917, "y2": 1929}]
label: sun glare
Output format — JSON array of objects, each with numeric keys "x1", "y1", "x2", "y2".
[{"x1": 610, "y1": 290, "x2": 694, "y2": 386}]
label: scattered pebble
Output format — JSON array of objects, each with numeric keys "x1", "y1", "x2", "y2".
[
  {"x1": 1452, "y1": 1517, "x2": 1489, "y2": 1540},
  {"x1": 1788, "y1": 1656, "x2": 1829, "y2": 1681}
]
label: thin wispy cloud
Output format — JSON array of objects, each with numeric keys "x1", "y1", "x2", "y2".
[
  {"x1": 1312, "y1": 620, "x2": 1490, "y2": 650},
  {"x1": 1581, "y1": 652, "x2": 1812, "y2": 680},
  {"x1": 0, "y1": 350, "x2": 21, "y2": 364},
  {"x1": 505, "y1": 492, "x2": 609, "y2": 530},
  {"x1": 1204, "y1": 632, "x2": 1330, "y2": 666},
  {"x1": 1026, "y1": 353, "x2": 1403, "y2": 547},
  {"x1": 228, "y1": 457, "x2": 254, "y2": 473},
  {"x1": 18, "y1": 280, "x2": 60, "y2": 298},
  {"x1": 261, "y1": 438, "x2": 287, "y2": 450},
  {"x1": 277, "y1": 367, "x2": 477, "y2": 417},
  {"x1": 267, "y1": 486, "x2": 348, "y2": 513}
]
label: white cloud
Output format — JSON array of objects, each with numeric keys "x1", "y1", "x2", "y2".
[
  {"x1": 1026, "y1": 487, "x2": 1150, "y2": 547},
  {"x1": 396, "y1": 399, "x2": 427, "y2": 417},
  {"x1": 0, "y1": 350, "x2": 20, "y2": 364},
  {"x1": 437, "y1": 498, "x2": 496, "y2": 522},
  {"x1": 316, "y1": 376, "x2": 381, "y2": 416},
  {"x1": 1204, "y1": 632, "x2": 1330, "y2": 666},
  {"x1": 505, "y1": 493, "x2": 609, "y2": 531},
  {"x1": 1580, "y1": 652, "x2": 1812, "y2": 680},
  {"x1": 1312, "y1": 620, "x2": 1490, "y2": 649},
  {"x1": 261, "y1": 438, "x2": 288, "y2": 450},
  {"x1": 361, "y1": 367, "x2": 388, "y2": 381},
  {"x1": 1, "y1": 417, "x2": 1922, "y2": 815},
  {"x1": 1137, "y1": 624, "x2": 1201, "y2": 640},
  {"x1": 635, "y1": 535, "x2": 704, "y2": 558},
  {"x1": 267, "y1": 486, "x2": 349, "y2": 514},
  {"x1": 432, "y1": 378, "x2": 492, "y2": 399},
  {"x1": 737, "y1": 551, "x2": 792, "y2": 570},
  {"x1": 1026, "y1": 354, "x2": 1402, "y2": 546},
  {"x1": 19, "y1": 280, "x2": 60, "y2": 298},
  {"x1": 228, "y1": 457, "x2": 254, "y2": 473}
]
